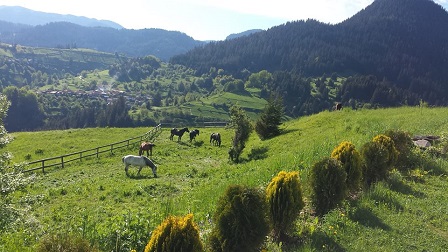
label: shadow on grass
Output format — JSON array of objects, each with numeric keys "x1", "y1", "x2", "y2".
[
  {"x1": 349, "y1": 207, "x2": 391, "y2": 230},
  {"x1": 126, "y1": 172, "x2": 157, "y2": 180},
  {"x1": 192, "y1": 140, "x2": 204, "y2": 147},
  {"x1": 303, "y1": 231, "x2": 346, "y2": 252},
  {"x1": 388, "y1": 179, "x2": 425, "y2": 198},
  {"x1": 280, "y1": 128, "x2": 301, "y2": 136},
  {"x1": 248, "y1": 146, "x2": 269, "y2": 161}
]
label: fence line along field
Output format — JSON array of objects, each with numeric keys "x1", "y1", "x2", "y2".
[
  {"x1": 2, "y1": 106, "x2": 448, "y2": 251},
  {"x1": 22, "y1": 124, "x2": 161, "y2": 173}
]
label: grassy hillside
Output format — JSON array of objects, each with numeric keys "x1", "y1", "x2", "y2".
[{"x1": 2, "y1": 107, "x2": 448, "y2": 251}]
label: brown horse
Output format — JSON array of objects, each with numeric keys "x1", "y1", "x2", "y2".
[
  {"x1": 139, "y1": 142, "x2": 155, "y2": 156},
  {"x1": 210, "y1": 133, "x2": 221, "y2": 146},
  {"x1": 170, "y1": 127, "x2": 189, "y2": 141}
]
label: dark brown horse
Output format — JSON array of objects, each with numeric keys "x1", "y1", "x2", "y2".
[
  {"x1": 170, "y1": 127, "x2": 189, "y2": 141},
  {"x1": 210, "y1": 132, "x2": 221, "y2": 146},
  {"x1": 189, "y1": 129, "x2": 200, "y2": 142},
  {"x1": 139, "y1": 142, "x2": 155, "y2": 156},
  {"x1": 334, "y1": 103, "x2": 343, "y2": 111}
]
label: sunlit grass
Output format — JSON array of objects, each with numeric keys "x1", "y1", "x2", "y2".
[{"x1": 2, "y1": 106, "x2": 448, "y2": 251}]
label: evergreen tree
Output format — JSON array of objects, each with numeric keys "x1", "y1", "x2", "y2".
[
  {"x1": 227, "y1": 105, "x2": 253, "y2": 163},
  {"x1": 255, "y1": 93, "x2": 284, "y2": 140}
]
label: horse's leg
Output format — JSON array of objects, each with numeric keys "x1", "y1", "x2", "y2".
[
  {"x1": 138, "y1": 166, "x2": 143, "y2": 175},
  {"x1": 152, "y1": 167, "x2": 157, "y2": 178},
  {"x1": 125, "y1": 164, "x2": 129, "y2": 173}
]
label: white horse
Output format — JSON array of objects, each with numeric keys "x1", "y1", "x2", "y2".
[{"x1": 122, "y1": 155, "x2": 157, "y2": 177}]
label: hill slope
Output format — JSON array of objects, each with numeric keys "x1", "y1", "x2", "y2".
[
  {"x1": 0, "y1": 20, "x2": 204, "y2": 61},
  {"x1": 3, "y1": 107, "x2": 448, "y2": 251}
]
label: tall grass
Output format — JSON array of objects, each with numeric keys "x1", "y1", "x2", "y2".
[{"x1": 2, "y1": 106, "x2": 448, "y2": 251}]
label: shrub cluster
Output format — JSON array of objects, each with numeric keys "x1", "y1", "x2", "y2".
[
  {"x1": 266, "y1": 171, "x2": 304, "y2": 241},
  {"x1": 331, "y1": 141, "x2": 362, "y2": 192},
  {"x1": 209, "y1": 185, "x2": 269, "y2": 252},
  {"x1": 310, "y1": 157, "x2": 347, "y2": 216},
  {"x1": 384, "y1": 129, "x2": 414, "y2": 170},
  {"x1": 144, "y1": 213, "x2": 203, "y2": 252},
  {"x1": 361, "y1": 134, "x2": 398, "y2": 185}
]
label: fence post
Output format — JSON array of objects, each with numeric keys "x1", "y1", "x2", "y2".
[
  {"x1": 41, "y1": 160, "x2": 45, "y2": 173},
  {"x1": 61, "y1": 156, "x2": 64, "y2": 168},
  {"x1": 96, "y1": 147, "x2": 99, "y2": 158},
  {"x1": 110, "y1": 144, "x2": 113, "y2": 154}
]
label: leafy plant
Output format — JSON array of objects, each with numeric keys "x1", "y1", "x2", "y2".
[
  {"x1": 266, "y1": 171, "x2": 304, "y2": 241},
  {"x1": 310, "y1": 157, "x2": 347, "y2": 216},
  {"x1": 373, "y1": 134, "x2": 399, "y2": 168},
  {"x1": 227, "y1": 105, "x2": 253, "y2": 162},
  {"x1": 361, "y1": 134, "x2": 399, "y2": 186},
  {"x1": 384, "y1": 129, "x2": 414, "y2": 170},
  {"x1": 255, "y1": 93, "x2": 284, "y2": 140},
  {"x1": 144, "y1": 213, "x2": 203, "y2": 252},
  {"x1": 360, "y1": 141, "x2": 390, "y2": 186},
  {"x1": 209, "y1": 185, "x2": 269, "y2": 252},
  {"x1": 331, "y1": 141, "x2": 362, "y2": 192}
]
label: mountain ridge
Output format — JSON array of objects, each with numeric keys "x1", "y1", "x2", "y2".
[
  {"x1": 0, "y1": 5, "x2": 123, "y2": 29},
  {"x1": 170, "y1": 0, "x2": 448, "y2": 107}
]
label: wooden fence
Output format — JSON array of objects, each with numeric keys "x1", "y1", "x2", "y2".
[{"x1": 23, "y1": 124, "x2": 161, "y2": 173}]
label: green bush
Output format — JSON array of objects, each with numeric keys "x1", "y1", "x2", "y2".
[
  {"x1": 331, "y1": 141, "x2": 363, "y2": 192},
  {"x1": 144, "y1": 213, "x2": 203, "y2": 252},
  {"x1": 209, "y1": 185, "x2": 269, "y2": 252},
  {"x1": 266, "y1": 171, "x2": 304, "y2": 241},
  {"x1": 384, "y1": 129, "x2": 414, "y2": 171},
  {"x1": 310, "y1": 157, "x2": 347, "y2": 216},
  {"x1": 36, "y1": 233, "x2": 99, "y2": 252},
  {"x1": 373, "y1": 134, "x2": 399, "y2": 168},
  {"x1": 360, "y1": 141, "x2": 391, "y2": 185}
]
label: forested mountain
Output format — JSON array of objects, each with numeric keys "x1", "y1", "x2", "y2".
[
  {"x1": 0, "y1": 20, "x2": 205, "y2": 61},
  {"x1": 4, "y1": 0, "x2": 448, "y2": 132},
  {"x1": 0, "y1": 6, "x2": 123, "y2": 29},
  {"x1": 226, "y1": 29, "x2": 264, "y2": 40},
  {"x1": 171, "y1": 0, "x2": 448, "y2": 107}
]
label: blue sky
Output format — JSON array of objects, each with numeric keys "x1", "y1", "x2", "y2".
[{"x1": 0, "y1": 0, "x2": 447, "y2": 41}]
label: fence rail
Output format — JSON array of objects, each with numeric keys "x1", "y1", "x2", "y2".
[{"x1": 23, "y1": 124, "x2": 161, "y2": 173}]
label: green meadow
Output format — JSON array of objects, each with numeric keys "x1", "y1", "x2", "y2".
[{"x1": 2, "y1": 106, "x2": 448, "y2": 251}]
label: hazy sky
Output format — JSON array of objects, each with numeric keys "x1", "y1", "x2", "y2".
[{"x1": 0, "y1": 0, "x2": 447, "y2": 41}]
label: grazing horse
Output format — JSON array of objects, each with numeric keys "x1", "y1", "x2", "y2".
[
  {"x1": 122, "y1": 155, "x2": 157, "y2": 177},
  {"x1": 334, "y1": 103, "x2": 343, "y2": 111},
  {"x1": 210, "y1": 133, "x2": 221, "y2": 146},
  {"x1": 170, "y1": 127, "x2": 189, "y2": 141},
  {"x1": 189, "y1": 129, "x2": 200, "y2": 142},
  {"x1": 139, "y1": 142, "x2": 155, "y2": 156}
]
